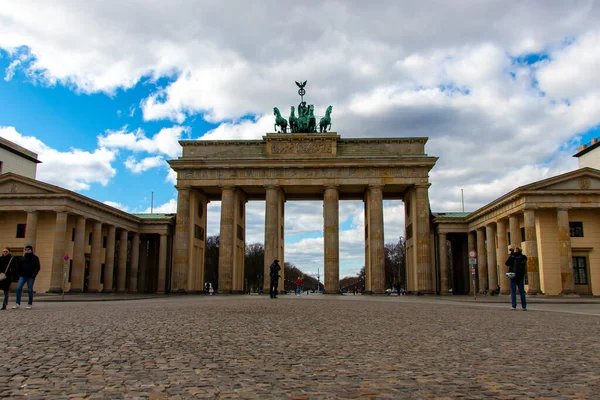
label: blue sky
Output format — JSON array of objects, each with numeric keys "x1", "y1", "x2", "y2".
[{"x1": 1, "y1": 1, "x2": 600, "y2": 279}]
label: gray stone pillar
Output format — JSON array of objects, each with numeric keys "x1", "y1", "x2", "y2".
[
  {"x1": 496, "y1": 220, "x2": 510, "y2": 295},
  {"x1": 323, "y1": 185, "x2": 339, "y2": 294},
  {"x1": 157, "y1": 234, "x2": 168, "y2": 294},
  {"x1": 523, "y1": 209, "x2": 540, "y2": 294},
  {"x1": 485, "y1": 224, "x2": 498, "y2": 291},
  {"x1": 49, "y1": 211, "x2": 69, "y2": 293},
  {"x1": 467, "y1": 231, "x2": 476, "y2": 294},
  {"x1": 88, "y1": 221, "x2": 103, "y2": 293},
  {"x1": 557, "y1": 208, "x2": 575, "y2": 294},
  {"x1": 219, "y1": 186, "x2": 235, "y2": 293},
  {"x1": 264, "y1": 185, "x2": 283, "y2": 291},
  {"x1": 102, "y1": 225, "x2": 116, "y2": 292},
  {"x1": 173, "y1": 187, "x2": 190, "y2": 292},
  {"x1": 70, "y1": 215, "x2": 87, "y2": 293},
  {"x1": 415, "y1": 185, "x2": 433, "y2": 293},
  {"x1": 476, "y1": 228, "x2": 488, "y2": 293},
  {"x1": 24, "y1": 210, "x2": 39, "y2": 250},
  {"x1": 439, "y1": 233, "x2": 449, "y2": 294},
  {"x1": 138, "y1": 236, "x2": 148, "y2": 293},
  {"x1": 129, "y1": 233, "x2": 140, "y2": 293},
  {"x1": 116, "y1": 229, "x2": 128, "y2": 293},
  {"x1": 366, "y1": 184, "x2": 385, "y2": 294},
  {"x1": 509, "y1": 215, "x2": 522, "y2": 248}
]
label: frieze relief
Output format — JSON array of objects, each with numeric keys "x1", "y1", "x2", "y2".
[{"x1": 271, "y1": 141, "x2": 332, "y2": 154}]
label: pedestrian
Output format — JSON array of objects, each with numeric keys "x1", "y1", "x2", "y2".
[
  {"x1": 0, "y1": 248, "x2": 16, "y2": 310},
  {"x1": 12, "y1": 245, "x2": 40, "y2": 309},
  {"x1": 269, "y1": 259, "x2": 281, "y2": 299},
  {"x1": 204, "y1": 281, "x2": 210, "y2": 295},
  {"x1": 505, "y1": 246, "x2": 527, "y2": 311},
  {"x1": 295, "y1": 276, "x2": 303, "y2": 296}
]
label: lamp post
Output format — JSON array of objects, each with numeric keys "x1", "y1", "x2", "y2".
[{"x1": 317, "y1": 268, "x2": 321, "y2": 293}]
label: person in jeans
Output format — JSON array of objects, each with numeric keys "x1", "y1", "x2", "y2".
[
  {"x1": 12, "y1": 245, "x2": 40, "y2": 310},
  {"x1": 505, "y1": 247, "x2": 527, "y2": 311},
  {"x1": 295, "y1": 276, "x2": 303, "y2": 296},
  {"x1": 0, "y1": 248, "x2": 15, "y2": 310}
]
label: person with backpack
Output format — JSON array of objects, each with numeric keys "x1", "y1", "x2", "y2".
[
  {"x1": 505, "y1": 246, "x2": 527, "y2": 311},
  {"x1": 269, "y1": 259, "x2": 281, "y2": 299},
  {"x1": 0, "y1": 248, "x2": 16, "y2": 310},
  {"x1": 12, "y1": 245, "x2": 41, "y2": 309}
]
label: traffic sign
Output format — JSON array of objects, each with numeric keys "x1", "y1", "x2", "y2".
[
  {"x1": 468, "y1": 250, "x2": 477, "y2": 258},
  {"x1": 469, "y1": 258, "x2": 477, "y2": 265}
]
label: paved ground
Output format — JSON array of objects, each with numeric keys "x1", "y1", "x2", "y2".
[{"x1": 1, "y1": 295, "x2": 599, "y2": 399}]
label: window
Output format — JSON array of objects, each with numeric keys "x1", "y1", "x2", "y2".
[
  {"x1": 520, "y1": 227, "x2": 526, "y2": 242},
  {"x1": 198, "y1": 202, "x2": 203, "y2": 218},
  {"x1": 239, "y1": 201, "x2": 244, "y2": 218},
  {"x1": 237, "y1": 225, "x2": 244, "y2": 241},
  {"x1": 72, "y1": 228, "x2": 76, "y2": 242},
  {"x1": 194, "y1": 224, "x2": 204, "y2": 240},
  {"x1": 569, "y1": 222, "x2": 584, "y2": 237},
  {"x1": 16, "y1": 224, "x2": 26, "y2": 238},
  {"x1": 88, "y1": 232, "x2": 92, "y2": 245},
  {"x1": 507, "y1": 232, "x2": 511, "y2": 245},
  {"x1": 100, "y1": 264, "x2": 105, "y2": 284},
  {"x1": 103, "y1": 236, "x2": 107, "y2": 248},
  {"x1": 68, "y1": 260, "x2": 73, "y2": 283},
  {"x1": 406, "y1": 201, "x2": 411, "y2": 217},
  {"x1": 573, "y1": 256, "x2": 588, "y2": 285}
]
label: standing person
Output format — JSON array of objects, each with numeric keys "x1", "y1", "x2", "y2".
[
  {"x1": 12, "y1": 245, "x2": 40, "y2": 310},
  {"x1": 204, "y1": 281, "x2": 210, "y2": 295},
  {"x1": 0, "y1": 248, "x2": 15, "y2": 310},
  {"x1": 269, "y1": 259, "x2": 281, "y2": 299},
  {"x1": 505, "y1": 247, "x2": 527, "y2": 311},
  {"x1": 295, "y1": 276, "x2": 303, "y2": 296}
]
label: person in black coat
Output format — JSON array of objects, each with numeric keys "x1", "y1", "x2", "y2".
[
  {"x1": 505, "y1": 246, "x2": 527, "y2": 311},
  {"x1": 0, "y1": 248, "x2": 16, "y2": 310},
  {"x1": 269, "y1": 259, "x2": 281, "y2": 299},
  {"x1": 12, "y1": 245, "x2": 40, "y2": 309}
]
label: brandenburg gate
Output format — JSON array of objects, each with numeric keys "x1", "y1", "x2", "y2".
[{"x1": 168, "y1": 82, "x2": 438, "y2": 294}]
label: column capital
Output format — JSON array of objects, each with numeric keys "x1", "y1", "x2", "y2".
[
  {"x1": 368, "y1": 183, "x2": 384, "y2": 189},
  {"x1": 557, "y1": 206, "x2": 571, "y2": 212},
  {"x1": 323, "y1": 184, "x2": 339, "y2": 190},
  {"x1": 175, "y1": 185, "x2": 192, "y2": 191},
  {"x1": 264, "y1": 184, "x2": 280, "y2": 190},
  {"x1": 219, "y1": 185, "x2": 236, "y2": 191},
  {"x1": 414, "y1": 183, "x2": 431, "y2": 189}
]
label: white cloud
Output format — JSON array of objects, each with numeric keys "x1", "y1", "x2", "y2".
[
  {"x1": 124, "y1": 155, "x2": 164, "y2": 174},
  {"x1": 98, "y1": 125, "x2": 189, "y2": 158},
  {"x1": 103, "y1": 201, "x2": 129, "y2": 212},
  {"x1": 141, "y1": 198, "x2": 177, "y2": 214},
  {"x1": 0, "y1": 126, "x2": 116, "y2": 190}
]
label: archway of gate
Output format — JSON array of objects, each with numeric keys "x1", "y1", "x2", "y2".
[{"x1": 168, "y1": 132, "x2": 438, "y2": 294}]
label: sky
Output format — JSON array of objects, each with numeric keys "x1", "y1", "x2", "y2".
[{"x1": 1, "y1": 0, "x2": 600, "y2": 280}]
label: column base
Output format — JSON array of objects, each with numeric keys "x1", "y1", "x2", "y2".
[
  {"x1": 86, "y1": 290, "x2": 100, "y2": 294},
  {"x1": 440, "y1": 292, "x2": 452, "y2": 296},
  {"x1": 527, "y1": 288, "x2": 540, "y2": 295},
  {"x1": 500, "y1": 289, "x2": 511, "y2": 295},
  {"x1": 102, "y1": 289, "x2": 114, "y2": 293},
  {"x1": 68, "y1": 288, "x2": 83, "y2": 293},
  {"x1": 47, "y1": 287, "x2": 64, "y2": 294},
  {"x1": 560, "y1": 291, "x2": 579, "y2": 296}
]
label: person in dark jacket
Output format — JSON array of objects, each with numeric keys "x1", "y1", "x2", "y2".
[
  {"x1": 0, "y1": 248, "x2": 16, "y2": 310},
  {"x1": 269, "y1": 259, "x2": 281, "y2": 299},
  {"x1": 505, "y1": 247, "x2": 527, "y2": 311},
  {"x1": 12, "y1": 245, "x2": 40, "y2": 309}
]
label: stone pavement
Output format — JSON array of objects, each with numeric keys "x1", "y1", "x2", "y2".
[{"x1": 0, "y1": 295, "x2": 599, "y2": 399}]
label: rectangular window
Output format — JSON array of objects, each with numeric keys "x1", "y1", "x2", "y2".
[
  {"x1": 68, "y1": 260, "x2": 73, "y2": 283},
  {"x1": 100, "y1": 263, "x2": 105, "y2": 284},
  {"x1": 520, "y1": 227, "x2": 526, "y2": 242},
  {"x1": 569, "y1": 222, "x2": 584, "y2": 237},
  {"x1": 237, "y1": 225, "x2": 244, "y2": 241},
  {"x1": 573, "y1": 256, "x2": 588, "y2": 285},
  {"x1": 16, "y1": 224, "x2": 26, "y2": 238},
  {"x1": 103, "y1": 236, "x2": 107, "y2": 248},
  {"x1": 72, "y1": 228, "x2": 76, "y2": 242},
  {"x1": 507, "y1": 232, "x2": 511, "y2": 245},
  {"x1": 405, "y1": 224, "x2": 412, "y2": 240},
  {"x1": 194, "y1": 224, "x2": 204, "y2": 241},
  {"x1": 88, "y1": 232, "x2": 93, "y2": 245}
]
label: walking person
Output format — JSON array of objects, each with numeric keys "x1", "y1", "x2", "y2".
[
  {"x1": 295, "y1": 276, "x2": 303, "y2": 296},
  {"x1": 12, "y1": 245, "x2": 40, "y2": 309},
  {"x1": 0, "y1": 248, "x2": 16, "y2": 310},
  {"x1": 269, "y1": 259, "x2": 281, "y2": 299},
  {"x1": 505, "y1": 247, "x2": 527, "y2": 311}
]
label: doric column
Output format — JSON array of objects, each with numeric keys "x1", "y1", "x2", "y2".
[
  {"x1": 365, "y1": 184, "x2": 385, "y2": 293},
  {"x1": 467, "y1": 231, "x2": 476, "y2": 294},
  {"x1": 138, "y1": 236, "x2": 148, "y2": 293},
  {"x1": 70, "y1": 215, "x2": 87, "y2": 293},
  {"x1": 476, "y1": 228, "x2": 488, "y2": 293},
  {"x1": 264, "y1": 185, "x2": 283, "y2": 290},
  {"x1": 49, "y1": 211, "x2": 69, "y2": 293},
  {"x1": 102, "y1": 225, "x2": 116, "y2": 292},
  {"x1": 173, "y1": 187, "x2": 191, "y2": 292},
  {"x1": 87, "y1": 221, "x2": 103, "y2": 293},
  {"x1": 438, "y1": 233, "x2": 449, "y2": 294},
  {"x1": 523, "y1": 209, "x2": 540, "y2": 294},
  {"x1": 129, "y1": 233, "x2": 140, "y2": 293},
  {"x1": 557, "y1": 208, "x2": 575, "y2": 294},
  {"x1": 219, "y1": 186, "x2": 235, "y2": 293},
  {"x1": 496, "y1": 220, "x2": 510, "y2": 295},
  {"x1": 323, "y1": 185, "x2": 340, "y2": 294},
  {"x1": 485, "y1": 224, "x2": 498, "y2": 291},
  {"x1": 415, "y1": 185, "x2": 432, "y2": 293},
  {"x1": 509, "y1": 215, "x2": 522, "y2": 248},
  {"x1": 24, "y1": 210, "x2": 39, "y2": 250},
  {"x1": 156, "y1": 234, "x2": 168, "y2": 294},
  {"x1": 116, "y1": 229, "x2": 128, "y2": 292}
]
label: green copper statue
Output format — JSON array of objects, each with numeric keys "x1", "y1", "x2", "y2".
[{"x1": 274, "y1": 81, "x2": 333, "y2": 133}]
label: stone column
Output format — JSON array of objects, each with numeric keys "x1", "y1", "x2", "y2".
[
  {"x1": 476, "y1": 228, "x2": 488, "y2": 293},
  {"x1": 509, "y1": 215, "x2": 522, "y2": 248},
  {"x1": 70, "y1": 215, "x2": 87, "y2": 293},
  {"x1": 173, "y1": 187, "x2": 190, "y2": 292},
  {"x1": 49, "y1": 211, "x2": 69, "y2": 293},
  {"x1": 219, "y1": 186, "x2": 235, "y2": 293},
  {"x1": 485, "y1": 224, "x2": 498, "y2": 291},
  {"x1": 557, "y1": 208, "x2": 575, "y2": 294},
  {"x1": 367, "y1": 184, "x2": 385, "y2": 294},
  {"x1": 156, "y1": 234, "x2": 168, "y2": 294},
  {"x1": 415, "y1": 185, "x2": 433, "y2": 293},
  {"x1": 87, "y1": 221, "x2": 103, "y2": 293},
  {"x1": 438, "y1": 233, "x2": 449, "y2": 294},
  {"x1": 24, "y1": 210, "x2": 39, "y2": 250},
  {"x1": 467, "y1": 231, "x2": 476, "y2": 294},
  {"x1": 523, "y1": 209, "x2": 540, "y2": 294},
  {"x1": 323, "y1": 185, "x2": 340, "y2": 294},
  {"x1": 102, "y1": 225, "x2": 116, "y2": 292},
  {"x1": 129, "y1": 233, "x2": 140, "y2": 293},
  {"x1": 264, "y1": 185, "x2": 283, "y2": 291},
  {"x1": 138, "y1": 236, "x2": 148, "y2": 293},
  {"x1": 116, "y1": 229, "x2": 128, "y2": 293},
  {"x1": 496, "y1": 220, "x2": 510, "y2": 295}
]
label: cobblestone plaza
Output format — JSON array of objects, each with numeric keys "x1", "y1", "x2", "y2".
[{"x1": 1, "y1": 296, "x2": 599, "y2": 399}]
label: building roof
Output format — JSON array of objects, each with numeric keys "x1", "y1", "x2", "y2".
[
  {"x1": 432, "y1": 212, "x2": 471, "y2": 219},
  {"x1": 573, "y1": 138, "x2": 600, "y2": 158},
  {"x1": 0, "y1": 136, "x2": 42, "y2": 163},
  {"x1": 132, "y1": 213, "x2": 176, "y2": 220}
]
